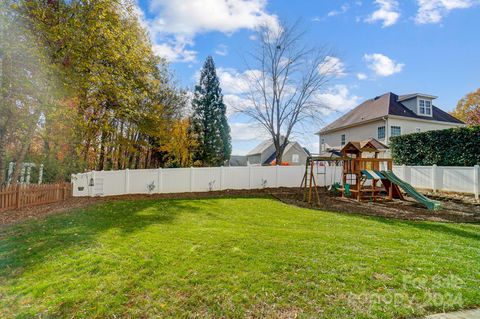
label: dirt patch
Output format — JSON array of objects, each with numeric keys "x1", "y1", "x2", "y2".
[{"x1": 1, "y1": 188, "x2": 479, "y2": 227}]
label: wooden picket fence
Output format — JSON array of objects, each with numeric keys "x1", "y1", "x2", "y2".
[{"x1": 0, "y1": 183, "x2": 72, "y2": 212}]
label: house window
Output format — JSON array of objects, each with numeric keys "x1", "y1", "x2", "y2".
[
  {"x1": 292, "y1": 154, "x2": 299, "y2": 163},
  {"x1": 341, "y1": 134, "x2": 346, "y2": 146},
  {"x1": 321, "y1": 138, "x2": 325, "y2": 151},
  {"x1": 418, "y1": 99, "x2": 432, "y2": 116},
  {"x1": 377, "y1": 126, "x2": 385, "y2": 139},
  {"x1": 391, "y1": 126, "x2": 401, "y2": 137}
]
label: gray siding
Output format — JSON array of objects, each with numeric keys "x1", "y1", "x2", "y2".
[
  {"x1": 283, "y1": 143, "x2": 308, "y2": 166},
  {"x1": 401, "y1": 98, "x2": 418, "y2": 114},
  {"x1": 260, "y1": 143, "x2": 277, "y2": 164},
  {"x1": 246, "y1": 154, "x2": 261, "y2": 165}
]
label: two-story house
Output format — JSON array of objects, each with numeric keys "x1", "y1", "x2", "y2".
[{"x1": 317, "y1": 92, "x2": 464, "y2": 155}]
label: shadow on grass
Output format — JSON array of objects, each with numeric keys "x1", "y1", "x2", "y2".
[
  {"x1": 371, "y1": 216, "x2": 480, "y2": 241},
  {"x1": 0, "y1": 198, "x2": 206, "y2": 278}
]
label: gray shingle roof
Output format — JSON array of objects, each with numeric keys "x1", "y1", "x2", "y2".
[
  {"x1": 318, "y1": 92, "x2": 463, "y2": 134},
  {"x1": 246, "y1": 139, "x2": 272, "y2": 156}
]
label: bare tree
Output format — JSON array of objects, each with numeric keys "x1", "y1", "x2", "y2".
[{"x1": 241, "y1": 21, "x2": 339, "y2": 164}]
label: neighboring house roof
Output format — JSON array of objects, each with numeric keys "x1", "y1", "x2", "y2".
[
  {"x1": 247, "y1": 139, "x2": 309, "y2": 165},
  {"x1": 228, "y1": 155, "x2": 247, "y2": 166},
  {"x1": 302, "y1": 147, "x2": 312, "y2": 157},
  {"x1": 263, "y1": 152, "x2": 277, "y2": 165},
  {"x1": 318, "y1": 92, "x2": 463, "y2": 134},
  {"x1": 246, "y1": 139, "x2": 273, "y2": 156}
]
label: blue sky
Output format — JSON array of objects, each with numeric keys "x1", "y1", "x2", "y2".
[{"x1": 135, "y1": 0, "x2": 480, "y2": 155}]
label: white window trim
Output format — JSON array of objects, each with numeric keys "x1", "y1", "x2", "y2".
[
  {"x1": 292, "y1": 154, "x2": 299, "y2": 163},
  {"x1": 391, "y1": 126, "x2": 401, "y2": 137},
  {"x1": 377, "y1": 126, "x2": 385, "y2": 139},
  {"x1": 417, "y1": 99, "x2": 433, "y2": 117}
]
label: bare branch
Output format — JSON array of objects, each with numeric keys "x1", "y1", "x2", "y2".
[{"x1": 240, "y1": 21, "x2": 336, "y2": 163}]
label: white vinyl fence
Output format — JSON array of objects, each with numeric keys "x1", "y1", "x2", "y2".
[
  {"x1": 71, "y1": 164, "x2": 479, "y2": 199},
  {"x1": 71, "y1": 165, "x2": 343, "y2": 197},
  {"x1": 393, "y1": 164, "x2": 479, "y2": 199}
]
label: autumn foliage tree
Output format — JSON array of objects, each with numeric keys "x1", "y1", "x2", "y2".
[
  {"x1": 452, "y1": 89, "x2": 480, "y2": 125},
  {"x1": 161, "y1": 119, "x2": 197, "y2": 168},
  {"x1": 0, "y1": 0, "x2": 189, "y2": 184}
]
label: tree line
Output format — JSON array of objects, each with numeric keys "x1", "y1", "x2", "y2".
[{"x1": 0, "y1": 0, "x2": 231, "y2": 185}]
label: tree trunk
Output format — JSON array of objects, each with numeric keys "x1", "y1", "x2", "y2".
[
  {"x1": 97, "y1": 129, "x2": 107, "y2": 171},
  {"x1": 0, "y1": 53, "x2": 13, "y2": 185},
  {"x1": 10, "y1": 112, "x2": 42, "y2": 185},
  {"x1": 0, "y1": 129, "x2": 8, "y2": 185}
]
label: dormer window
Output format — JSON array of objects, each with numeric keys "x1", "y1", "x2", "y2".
[{"x1": 418, "y1": 99, "x2": 432, "y2": 116}]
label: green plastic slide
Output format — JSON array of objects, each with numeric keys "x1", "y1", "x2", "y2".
[{"x1": 381, "y1": 170, "x2": 442, "y2": 211}]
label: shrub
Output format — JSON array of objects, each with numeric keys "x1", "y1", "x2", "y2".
[{"x1": 390, "y1": 126, "x2": 480, "y2": 166}]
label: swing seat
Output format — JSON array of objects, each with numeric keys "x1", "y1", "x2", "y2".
[{"x1": 344, "y1": 183, "x2": 351, "y2": 197}]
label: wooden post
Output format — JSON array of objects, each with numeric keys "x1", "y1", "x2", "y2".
[
  {"x1": 16, "y1": 184, "x2": 21, "y2": 209},
  {"x1": 388, "y1": 182, "x2": 393, "y2": 200},
  {"x1": 308, "y1": 161, "x2": 314, "y2": 204},
  {"x1": 357, "y1": 174, "x2": 361, "y2": 201}
]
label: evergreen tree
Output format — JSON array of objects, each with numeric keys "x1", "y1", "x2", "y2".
[{"x1": 191, "y1": 56, "x2": 231, "y2": 166}]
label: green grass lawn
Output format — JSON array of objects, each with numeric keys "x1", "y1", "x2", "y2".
[{"x1": 1, "y1": 197, "x2": 479, "y2": 318}]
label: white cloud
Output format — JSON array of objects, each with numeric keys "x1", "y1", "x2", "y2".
[
  {"x1": 215, "y1": 68, "x2": 255, "y2": 116},
  {"x1": 364, "y1": 53, "x2": 404, "y2": 77},
  {"x1": 415, "y1": 0, "x2": 479, "y2": 24},
  {"x1": 318, "y1": 56, "x2": 347, "y2": 77},
  {"x1": 229, "y1": 122, "x2": 269, "y2": 141},
  {"x1": 152, "y1": 36, "x2": 197, "y2": 62},
  {"x1": 328, "y1": 3, "x2": 350, "y2": 17},
  {"x1": 136, "y1": 0, "x2": 279, "y2": 63},
  {"x1": 313, "y1": 85, "x2": 361, "y2": 114},
  {"x1": 356, "y1": 72, "x2": 368, "y2": 80},
  {"x1": 215, "y1": 44, "x2": 229, "y2": 56},
  {"x1": 366, "y1": 0, "x2": 400, "y2": 27},
  {"x1": 218, "y1": 67, "x2": 360, "y2": 117},
  {"x1": 217, "y1": 68, "x2": 251, "y2": 95},
  {"x1": 148, "y1": 0, "x2": 279, "y2": 36},
  {"x1": 224, "y1": 94, "x2": 251, "y2": 116}
]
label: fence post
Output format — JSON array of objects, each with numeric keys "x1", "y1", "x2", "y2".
[
  {"x1": 432, "y1": 164, "x2": 438, "y2": 193},
  {"x1": 474, "y1": 165, "x2": 479, "y2": 201},
  {"x1": 401, "y1": 164, "x2": 407, "y2": 181},
  {"x1": 157, "y1": 168, "x2": 162, "y2": 194},
  {"x1": 125, "y1": 169, "x2": 130, "y2": 195},
  {"x1": 16, "y1": 184, "x2": 21, "y2": 209},
  {"x1": 190, "y1": 167, "x2": 194, "y2": 192},
  {"x1": 220, "y1": 166, "x2": 225, "y2": 190},
  {"x1": 275, "y1": 165, "x2": 279, "y2": 188},
  {"x1": 248, "y1": 166, "x2": 252, "y2": 189}
]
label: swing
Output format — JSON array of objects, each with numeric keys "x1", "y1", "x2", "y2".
[
  {"x1": 344, "y1": 183, "x2": 351, "y2": 197},
  {"x1": 327, "y1": 161, "x2": 336, "y2": 191}
]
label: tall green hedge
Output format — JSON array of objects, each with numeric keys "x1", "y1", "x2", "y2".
[{"x1": 390, "y1": 126, "x2": 480, "y2": 166}]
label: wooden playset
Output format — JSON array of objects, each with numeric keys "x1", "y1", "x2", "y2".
[{"x1": 301, "y1": 138, "x2": 441, "y2": 210}]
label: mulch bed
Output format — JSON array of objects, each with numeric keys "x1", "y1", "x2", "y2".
[
  {"x1": 272, "y1": 188, "x2": 480, "y2": 223},
  {"x1": 1, "y1": 188, "x2": 479, "y2": 227}
]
